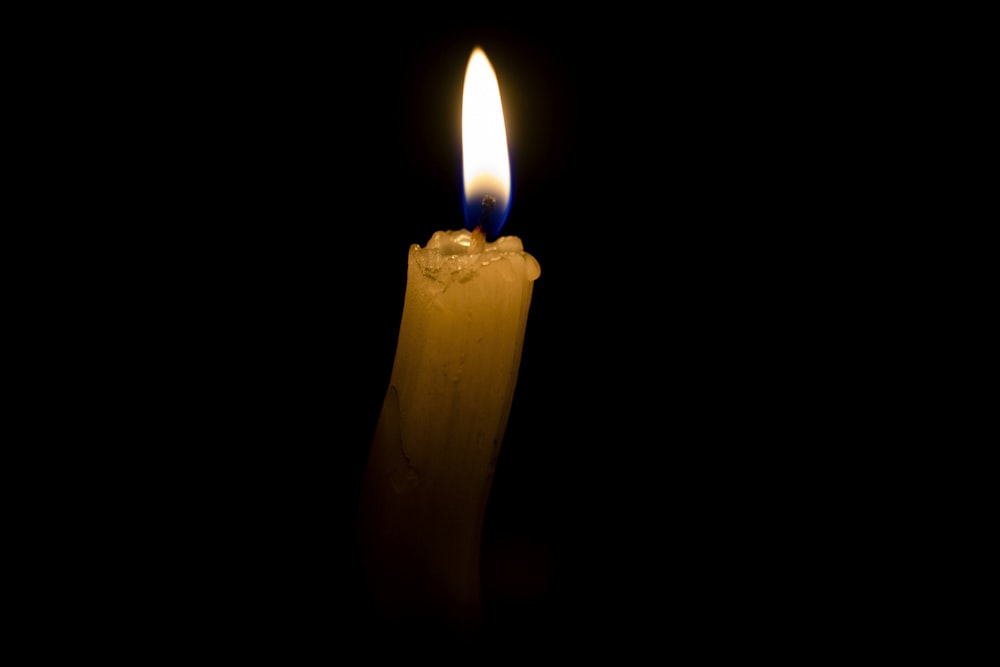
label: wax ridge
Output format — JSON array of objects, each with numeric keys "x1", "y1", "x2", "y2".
[{"x1": 411, "y1": 229, "x2": 539, "y2": 282}]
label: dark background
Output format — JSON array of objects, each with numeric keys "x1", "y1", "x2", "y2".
[{"x1": 64, "y1": 7, "x2": 901, "y2": 657}]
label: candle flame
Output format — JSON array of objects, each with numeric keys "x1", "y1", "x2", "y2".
[{"x1": 462, "y1": 46, "x2": 511, "y2": 241}]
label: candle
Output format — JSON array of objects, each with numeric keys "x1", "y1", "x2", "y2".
[{"x1": 358, "y1": 46, "x2": 540, "y2": 633}]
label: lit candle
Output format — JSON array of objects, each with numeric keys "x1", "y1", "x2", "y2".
[{"x1": 358, "y1": 46, "x2": 540, "y2": 632}]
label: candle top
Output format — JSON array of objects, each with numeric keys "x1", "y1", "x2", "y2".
[{"x1": 411, "y1": 229, "x2": 540, "y2": 282}]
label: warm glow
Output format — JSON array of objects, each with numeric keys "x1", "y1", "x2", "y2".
[{"x1": 462, "y1": 46, "x2": 511, "y2": 239}]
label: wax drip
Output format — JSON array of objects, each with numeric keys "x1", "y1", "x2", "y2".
[{"x1": 382, "y1": 385, "x2": 419, "y2": 493}]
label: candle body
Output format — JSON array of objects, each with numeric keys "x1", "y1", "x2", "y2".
[{"x1": 359, "y1": 229, "x2": 540, "y2": 632}]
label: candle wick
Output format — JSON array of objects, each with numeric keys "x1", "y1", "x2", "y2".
[
  {"x1": 467, "y1": 195, "x2": 494, "y2": 251},
  {"x1": 478, "y1": 195, "x2": 496, "y2": 232}
]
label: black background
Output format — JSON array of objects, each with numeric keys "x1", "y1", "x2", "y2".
[{"x1": 63, "y1": 7, "x2": 900, "y2": 657}]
